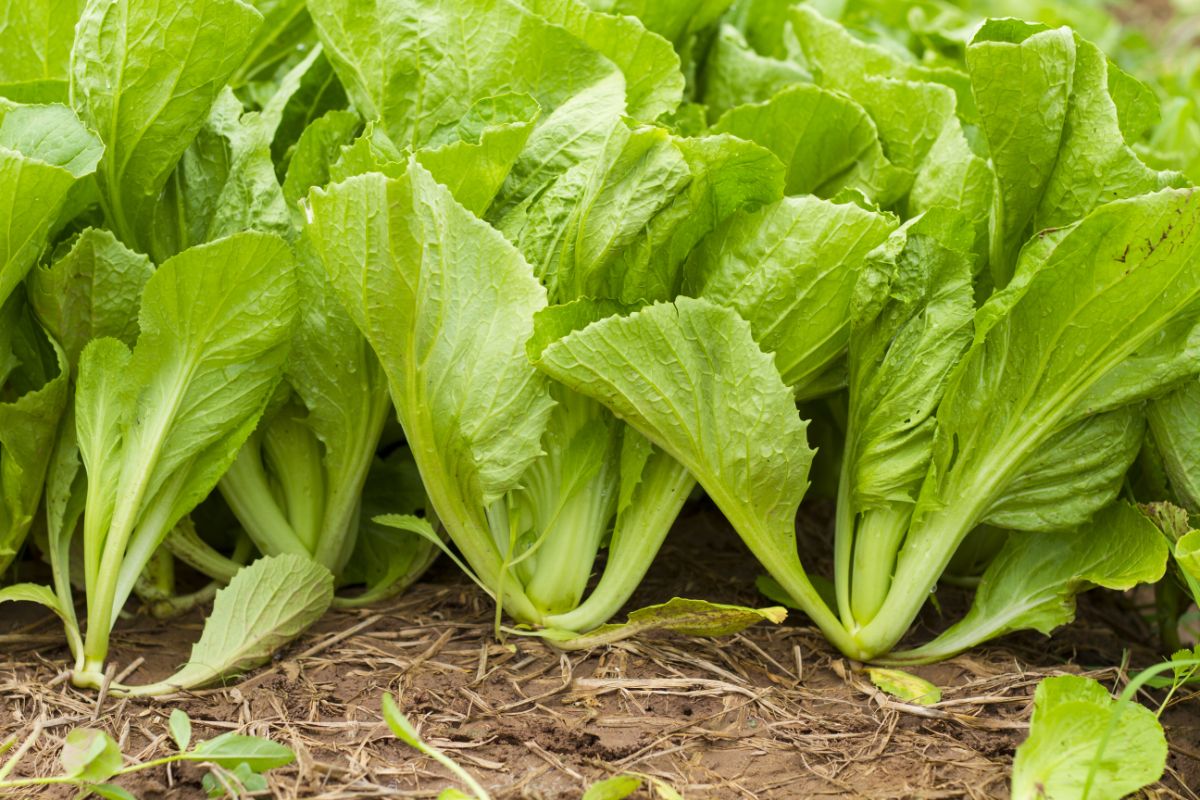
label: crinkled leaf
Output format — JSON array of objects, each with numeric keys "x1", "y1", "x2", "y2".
[
  {"x1": 28, "y1": 228, "x2": 153, "y2": 370},
  {"x1": 789, "y1": 6, "x2": 959, "y2": 177},
  {"x1": 143, "y1": 555, "x2": 332, "y2": 693},
  {"x1": 520, "y1": 0, "x2": 682, "y2": 121},
  {"x1": 845, "y1": 209, "x2": 975, "y2": 512},
  {"x1": 72, "y1": 0, "x2": 263, "y2": 251},
  {"x1": 700, "y1": 23, "x2": 809, "y2": 121},
  {"x1": 917, "y1": 190, "x2": 1200, "y2": 575},
  {"x1": 532, "y1": 298, "x2": 844, "y2": 641},
  {"x1": 967, "y1": 21, "x2": 1185, "y2": 283},
  {"x1": 499, "y1": 124, "x2": 785, "y2": 305},
  {"x1": 685, "y1": 194, "x2": 896, "y2": 397},
  {"x1": 307, "y1": 0, "x2": 626, "y2": 198},
  {"x1": 281, "y1": 109, "x2": 360, "y2": 213},
  {"x1": 415, "y1": 94, "x2": 540, "y2": 217},
  {"x1": 151, "y1": 48, "x2": 324, "y2": 260},
  {"x1": 306, "y1": 159, "x2": 553, "y2": 610}
]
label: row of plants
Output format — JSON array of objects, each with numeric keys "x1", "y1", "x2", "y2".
[{"x1": 0, "y1": 0, "x2": 1198, "y2": 796}]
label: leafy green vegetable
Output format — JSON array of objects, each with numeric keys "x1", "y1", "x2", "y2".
[
  {"x1": 531, "y1": 297, "x2": 857, "y2": 652},
  {"x1": 72, "y1": 0, "x2": 264, "y2": 251},
  {"x1": 60, "y1": 232, "x2": 296, "y2": 685}
]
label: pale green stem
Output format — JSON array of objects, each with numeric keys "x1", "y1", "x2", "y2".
[
  {"x1": 849, "y1": 506, "x2": 913, "y2": 625},
  {"x1": 544, "y1": 455, "x2": 694, "y2": 633}
]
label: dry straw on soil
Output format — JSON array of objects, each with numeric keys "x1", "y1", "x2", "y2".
[{"x1": 3, "y1": 507, "x2": 1199, "y2": 799}]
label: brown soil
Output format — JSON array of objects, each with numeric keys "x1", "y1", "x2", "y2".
[{"x1": 2, "y1": 505, "x2": 1199, "y2": 799}]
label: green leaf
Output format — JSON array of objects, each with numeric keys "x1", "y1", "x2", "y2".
[
  {"x1": 0, "y1": 101, "x2": 102, "y2": 309},
  {"x1": 889, "y1": 503, "x2": 1169, "y2": 664},
  {"x1": 28, "y1": 228, "x2": 153, "y2": 371},
  {"x1": 533, "y1": 298, "x2": 809, "y2": 566},
  {"x1": 136, "y1": 555, "x2": 332, "y2": 694},
  {"x1": 189, "y1": 732, "x2": 295, "y2": 771},
  {"x1": 1010, "y1": 675, "x2": 1166, "y2": 800},
  {"x1": 91, "y1": 783, "x2": 138, "y2": 800},
  {"x1": 967, "y1": 21, "x2": 1185, "y2": 283},
  {"x1": 582, "y1": 774, "x2": 643, "y2": 800},
  {"x1": 544, "y1": 597, "x2": 786, "y2": 649},
  {"x1": 700, "y1": 23, "x2": 809, "y2": 121},
  {"x1": 684, "y1": 194, "x2": 897, "y2": 396},
  {"x1": 219, "y1": 234, "x2": 393, "y2": 575},
  {"x1": 306, "y1": 160, "x2": 553, "y2": 622},
  {"x1": 281, "y1": 109, "x2": 361, "y2": 213},
  {"x1": 788, "y1": 6, "x2": 960, "y2": 176},
  {"x1": 1176, "y1": 529, "x2": 1200, "y2": 583},
  {"x1": 0, "y1": 0, "x2": 84, "y2": 87},
  {"x1": 982, "y1": 408, "x2": 1143, "y2": 532},
  {"x1": 585, "y1": 0, "x2": 732, "y2": 47},
  {"x1": 0, "y1": 582, "x2": 62, "y2": 609},
  {"x1": 0, "y1": 294, "x2": 70, "y2": 575},
  {"x1": 381, "y1": 693, "x2": 491, "y2": 800},
  {"x1": 60, "y1": 728, "x2": 123, "y2": 783},
  {"x1": 965, "y1": 21, "x2": 1075, "y2": 280},
  {"x1": 866, "y1": 668, "x2": 941, "y2": 706},
  {"x1": 230, "y1": 0, "x2": 314, "y2": 88},
  {"x1": 308, "y1": 0, "x2": 624, "y2": 164},
  {"x1": 381, "y1": 693, "x2": 424, "y2": 751},
  {"x1": 415, "y1": 94, "x2": 540, "y2": 217},
  {"x1": 71, "y1": 0, "x2": 264, "y2": 250},
  {"x1": 202, "y1": 762, "x2": 268, "y2": 798},
  {"x1": 169, "y1": 709, "x2": 192, "y2": 752},
  {"x1": 498, "y1": 123, "x2": 785, "y2": 305},
  {"x1": 711, "y1": 84, "x2": 907, "y2": 204},
  {"x1": 519, "y1": 0, "x2": 682, "y2": 121},
  {"x1": 150, "y1": 48, "x2": 324, "y2": 260},
  {"x1": 845, "y1": 209, "x2": 976, "y2": 513},
  {"x1": 1148, "y1": 380, "x2": 1200, "y2": 512}
]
